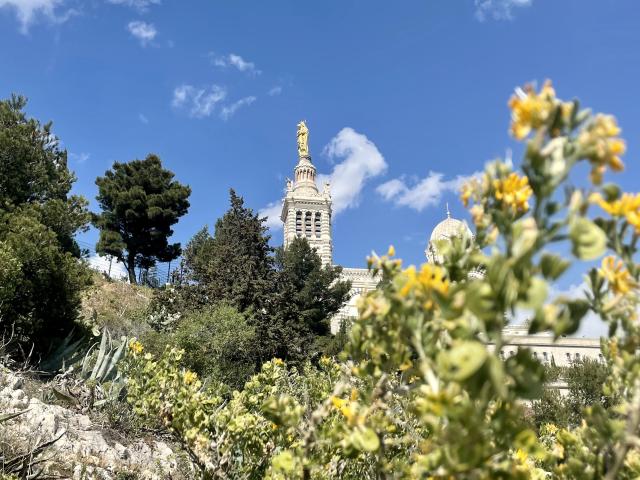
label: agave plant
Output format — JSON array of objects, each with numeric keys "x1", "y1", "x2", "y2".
[{"x1": 50, "y1": 328, "x2": 128, "y2": 409}]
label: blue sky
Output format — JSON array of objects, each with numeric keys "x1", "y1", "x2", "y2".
[{"x1": 2, "y1": 0, "x2": 639, "y2": 334}]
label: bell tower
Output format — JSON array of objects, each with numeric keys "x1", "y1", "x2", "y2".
[{"x1": 281, "y1": 121, "x2": 333, "y2": 265}]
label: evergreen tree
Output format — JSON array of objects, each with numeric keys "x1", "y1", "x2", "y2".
[
  {"x1": 0, "y1": 94, "x2": 89, "y2": 255},
  {"x1": 258, "y1": 237, "x2": 351, "y2": 364},
  {"x1": 94, "y1": 154, "x2": 191, "y2": 284},
  {"x1": 0, "y1": 95, "x2": 91, "y2": 352},
  {"x1": 183, "y1": 189, "x2": 274, "y2": 311}
]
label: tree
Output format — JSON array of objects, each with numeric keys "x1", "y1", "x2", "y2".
[
  {"x1": 94, "y1": 154, "x2": 191, "y2": 284},
  {"x1": 0, "y1": 94, "x2": 89, "y2": 255},
  {"x1": 257, "y1": 237, "x2": 351, "y2": 364},
  {"x1": 0, "y1": 95, "x2": 91, "y2": 352},
  {"x1": 183, "y1": 189, "x2": 274, "y2": 311}
]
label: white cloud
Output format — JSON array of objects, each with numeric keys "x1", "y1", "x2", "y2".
[
  {"x1": 172, "y1": 84, "x2": 227, "y2": 118},
  {"x1": 138, "y1": 113, "x2": 149, "y2": 124},
  {"x1": 127, "y1": 20, "x2": 156, "y2": 46},
  {"x1": 0, "y1": 0, "x2": 71, "y2": 33},
  {"x1": 211, "y1": 52, "x2": 261, "y2": 75},
  {"x1": 268, "y1": 86, "x2": 282, "y2": 96},
  {"x1": 259, "y1": 201, "x2": 284, "y2": 231},
  {"x1": 107, "y1": 0, "x2": 160, "y2": 12},
  {"x1": 220, "y1": 96, "x2": 256, "y2": 121},
  {"x1": 68, "y1": 151, "x2": 90, "y2": 163},
  {"x1": 320, "y1": 128, "x2": 388, "y2": 215},
  {"x1": 377, "y1": 171, "x2": 479, "y2": 212},
  {"x1": 475, "y1": 0, "x2": 533, "y2": 21},
  {"x1": 260, "y1": 127, "x2": 387, "y2": 230},
  {"x1": 86, "y1": 254, "x2": 129, "y2": 282}
]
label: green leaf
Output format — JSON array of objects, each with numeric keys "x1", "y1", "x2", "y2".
[
  {"x1": 569, "y1": 218, "x2": 607, "y2": 260},
  {"x1": 601, "y1": 183, "x2": 621, "y2": 202},
  {"x1": 512, "y1": 218, "x2": 538, "y2": 259},
  {"x1": 271, "y1": 450, "x2": 296, "y2": 472},
  {"x1": 438, "y1": 340, "x2": 488, "y2": 382},
  {"x1": 540, "y1": 253, "x2": 571, "y2": 280},
  {"x1": 351, "y1": 427, "x2": 380, "y2": 452},
  {"x1": 521, "y1": 277, "x2": 548, "y2": 310}
]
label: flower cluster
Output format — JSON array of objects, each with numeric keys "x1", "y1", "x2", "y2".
[
  {"x1": 578, "y1": 114, "x2": 626, "y2": 184},
  {"x1": 599, "y1": 256, "x2": 636, "y2": 296},
  {"x1": 493, "y1": 172, "x2": 533, "y2": 215},
  {"x1": 397, "y1": 263, "x2": 449, "y2": 308},
  {"x1": 590, "y1": 191, "x2": 640, "y2": 234},
  {"x1": 508, "y1": 80, "x2": 558, "y2": 139}
]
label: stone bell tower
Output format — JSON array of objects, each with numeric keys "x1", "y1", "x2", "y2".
[{"x1": 281, "y1": 121, "x2": 333, "y2": 265}]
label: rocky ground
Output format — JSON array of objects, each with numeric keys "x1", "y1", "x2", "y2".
[{"x1": 0, "y1": 366, "x2": 192, "y2": 479}]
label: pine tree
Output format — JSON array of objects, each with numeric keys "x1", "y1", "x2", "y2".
[
  {"x1": 94, "y1": 154, "x2": 191, "y2": 284},
  {"x1": 183, "y1": 189, "x2": 274, "y2": 312},
  {"x1": 258, "y1": 237, "x2": 351, "y2": 364}
]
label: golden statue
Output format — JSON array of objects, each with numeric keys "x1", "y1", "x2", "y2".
[{"x1": 297, "y1": 120, "x2": 309, "y2": 157}]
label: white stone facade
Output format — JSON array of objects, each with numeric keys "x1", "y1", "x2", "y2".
[{"x1": 281, "y1": 155, "x2": 333, "y2": 266}]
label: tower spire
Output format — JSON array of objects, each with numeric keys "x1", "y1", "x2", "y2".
[
  {"x1": 293, "y1": 120, "x2": 317, "y2": 193},
  {"x1": 446, "y1": 202, "x2": 451, "y2": 218}
]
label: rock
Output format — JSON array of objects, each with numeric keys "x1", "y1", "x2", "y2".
[{"x1": 0, "y1": 369, "x2": 188, "y2": 478}]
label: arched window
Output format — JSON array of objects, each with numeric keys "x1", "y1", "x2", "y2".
[{"x1": 314, "y1": 212, "x2": 322, "y2": 237}]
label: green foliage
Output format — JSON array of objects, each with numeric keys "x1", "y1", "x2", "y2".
[
  {"x1": 125, "y1": 83, "x2": 640, "y2": 478},
  {"x1": 94, "y1": 154, "x2": 191, "y2": 284},
  {"x1": 0, "y1": 210, "x2": 91, "y2": 353},
  {"x1": 182, "y1": 189, "x2": 273, "y2": 311},
  {"x1": 0, "y1": 95, "x2": 91, "y2": 354},
  {"x1": 532, "y1": 388, "x2": 571, "y2": 429},
  {"x1": 171, "y1": 304, "x2": 256, "y2": 389},
  {"x1": 256, "y1": 237, "x2": 351, "y2": 364}
]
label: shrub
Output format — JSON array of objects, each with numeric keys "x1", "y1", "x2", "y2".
[
  {"x1": 0, "y1": 210, "x2": 91, "y2": 354},
  {"x1": 170, "y1": 304, "x2": 257, "y2": 388},
  {"x1": 125, "y1": 82, "x2": 640, "y2": 479}
]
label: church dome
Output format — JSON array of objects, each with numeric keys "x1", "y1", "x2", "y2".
[
  {"x1": 425, "y1": 212, "x2": 472, "y2": 263},
  {"x1": 429, "y1": 216, "x2": 472, "y2": 243}
]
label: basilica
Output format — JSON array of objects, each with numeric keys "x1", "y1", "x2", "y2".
[{"x1": 279, "y1": 122, "x2": 601, "y2": 372}]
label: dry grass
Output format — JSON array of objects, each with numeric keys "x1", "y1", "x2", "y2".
[{"x1": 80, "y1": 273, "x2": 153, "y2": 339}]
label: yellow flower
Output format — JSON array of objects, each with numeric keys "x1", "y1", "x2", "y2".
[
  {"x1": 330, "y1": 396, "x2": 356, "y2": 423},
  {"x1": 183, "y1": 370, "x2": 198, "y2": 386},
  {"x1": 578, "y1": 114, "x2": 626, "y2": 184},
  {"x1": 493, "y1": 173, "x2": 533, "y2": 215},
  {"x1": 387, "y1": 245, "x2": 395, "y2": 257},
  {"x1": 599, "y1": 256, "x2": 636, "y2": 296},
  {"x1": 460, "y1": 181, "x2": 474, "y2": 207},
  {"x1": 515, "y1": 448, "x2": 529, "y2": 464},
  {"x1": 350, "y1": 388, "x2": 359, "y2": 401},
  {"x1": 273, "y1": 358, "x2": 284, "y2": 366},
  {"x1": 508, "y1": 80, "x2": 557, "y2": 140},
  {"x1": 398, "y1": 264, "x2": 449, "y2": 301},
  {"x1": 590, "y1": 191, "x2": 640, "y2": 234},
  {"x1": 129, "y1": 339, "x2": 144, "y2": 355}
]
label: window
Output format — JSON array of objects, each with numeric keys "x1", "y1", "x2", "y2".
[
  {"x1": 314, "y1": 212, "x2": 322, "y2": 237},
  {"x1": 295, "y1": 211, "x2": 302, "y2": 237},
  {"x1": 305, "y1": 212, "x2": 312, "y2": 237}
]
